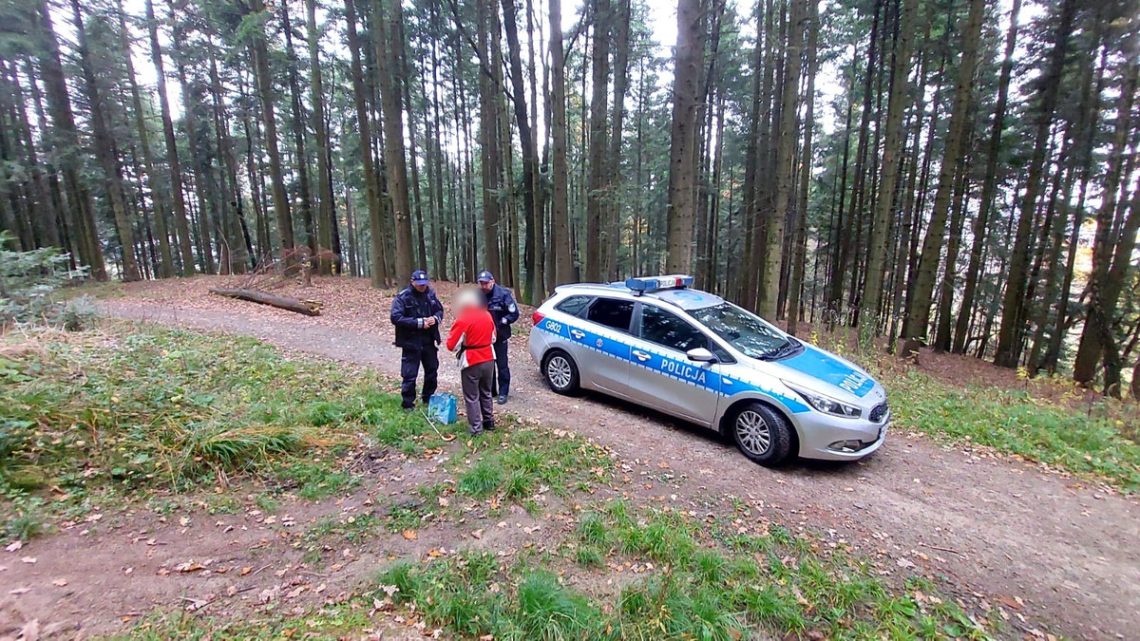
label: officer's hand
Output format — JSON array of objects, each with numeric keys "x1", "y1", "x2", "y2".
[
  {"x1": 501, "y1": 318, "x2": 509, "y2": 324},
  {"x1": 423, "y1": 316, "x2": 437, "y2": 328}
]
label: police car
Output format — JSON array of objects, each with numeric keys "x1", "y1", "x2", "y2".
[{"x1": 528, "y1": 275, "x2": 889, "y2": 466}]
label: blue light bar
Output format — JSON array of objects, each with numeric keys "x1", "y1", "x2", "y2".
[{"x1": 625, "y1": 274, "x2": 694, "y2": 293}]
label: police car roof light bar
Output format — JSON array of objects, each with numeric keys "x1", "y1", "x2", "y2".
[{"x1": 625, "y1": 275, "x2": 694, "y2": 295}]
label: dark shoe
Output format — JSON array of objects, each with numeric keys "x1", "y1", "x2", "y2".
[
  {"x1": 483, "y1": 422, "x2": 496, "y2": 432},
  {"x1": 469, "y1": 427, "x2": 483, "y2": 437},
  {"x1": 497, "y1": 394, "x2": 508, "y2": 405},
  {"x1": 401, "y1": 405, "x2": 414, "y2": 412}
]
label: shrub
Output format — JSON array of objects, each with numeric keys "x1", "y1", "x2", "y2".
[{"x1": 0, "y1": 232, "x2": 87, "y2": 327}]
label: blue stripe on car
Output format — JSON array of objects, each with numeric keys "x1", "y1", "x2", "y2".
[
  {"x1": 780, "y1": 345, "x2": 875, "y2": 397},
  {"x1": 537, "y1": 317, "x2": 810, "y2": 413}
]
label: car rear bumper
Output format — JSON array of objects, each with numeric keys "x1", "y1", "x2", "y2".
[
  {"x1": 528, "y1": 330, "x2": 550, "y2": 368},
  {"x1": 795, "y1": 411, "x2": 889, "y2": 461}
]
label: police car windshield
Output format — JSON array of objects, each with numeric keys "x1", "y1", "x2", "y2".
[{"x1": 689, "y1": 303, "x2": 795, "y2": 360}]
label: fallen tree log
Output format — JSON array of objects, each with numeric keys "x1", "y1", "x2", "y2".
[{"x1": 209, "y1": 288, "x2": 322, "y2": 316}]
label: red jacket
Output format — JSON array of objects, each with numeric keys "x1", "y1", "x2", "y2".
[{"x1": 446, "y1": 307, "x2": 497, "y2": 368}]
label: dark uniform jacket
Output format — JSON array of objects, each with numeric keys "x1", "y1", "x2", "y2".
[
  {"x1": 483, "y1": 284, "x2": 520, "y2": 342},
  {"x1": 390, "y1": 286, "x2": 444, "y2": 349}
]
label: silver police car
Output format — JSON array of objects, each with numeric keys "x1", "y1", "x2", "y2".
[{"x1": 528, "y1": 275, "x2": 889, "y2": 466}]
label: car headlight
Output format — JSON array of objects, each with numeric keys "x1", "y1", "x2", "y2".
[{"x1": 784, "y1": 382, "x2": 861, "y2": 419}]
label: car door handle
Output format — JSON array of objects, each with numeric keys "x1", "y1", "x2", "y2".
[
  {"x1": 570, "y1": 329, "x2": 585, "y2": 339},
  {"x1": 632, "y1": 350, "x2": 651, "y2": 362}
]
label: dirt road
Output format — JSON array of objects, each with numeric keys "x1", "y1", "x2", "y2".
[{"x1": 97, "y1": 279, "x2": 1138, "y2": 639}]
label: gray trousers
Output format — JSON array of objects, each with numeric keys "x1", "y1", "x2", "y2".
[{"x1": 461, "y1": 360, "x2": 495, "y2": 432}]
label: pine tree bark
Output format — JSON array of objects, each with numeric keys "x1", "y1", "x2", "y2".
[
  {"x1": 279, "y1": 2, "x2": 316, "y2": 257},
  {"x1": 859, "y1": 0, "x2": 917, "y2": 343},
  {"x1": 374, "y1": 0, "x2": 415, "y2": 280},
  {"x1": 116, "y1": 0, "x2": 173, "y2": 278},
  {"x1": 548, "y1": 0, "x2": 573, "y2": 286},
  {"x1": 170, "y1": 17, "x2": 215, "y2": 275},
  {"x1": 249, "y1": 0, "x2": 296, "y2": 258},
  {"x1": 758, "y1": 0, "x2": 805, "y2": 320},
  {"x1": 901, "y1": 0, "x2": 985, "y2": 346},
  {"x1": 71, "y1": 0, "x2": 140, "y2": 281},
  {"x1": 664, "y1": 0, "x2": 703, "y2": 274},
  {"x1": 603, "y1": 0, "x2": 632, "y2": 281},
  {"x1": 501, "y1": 0, "x2": 541, "y2": 301},
  {"x1": 33, "y1": 0, "x2": 106, "y2": 279},
  {"x1": 145, "y1": 0, "x2": 195, "y2": 274},
  {"x1": 306, "y1": 0, "x2": 339, "y2": 274},
  {"x1": 786, "y1": 0, "x2": 820, "y2": 336},
  {"x1": 993, "y1": 0, "x2": 1077, "y2": 367},
  {"x1": 583, "y1": 0, "x2": 610, "y2": 281},
  {"x1": 344, "y1": 0, "x2": 388, "y2": 286},
  {"x1": 471, "y1": 0, "x2": 503, "y2": 278},
  {"x1": 952, "y1": 0, "x2": 1021, "y2": 354}
]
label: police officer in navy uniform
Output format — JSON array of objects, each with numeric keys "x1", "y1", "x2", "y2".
[
  {"x1": 390, "y1": 270, "x2": 445, "y2": 410},
  {"x1": 477, "y1": 270, "x2": 519, "y2": 404}
]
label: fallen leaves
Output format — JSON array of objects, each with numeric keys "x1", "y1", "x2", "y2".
[{"x1": 402, "y1": 529, "x2": 417, "y2": 541}]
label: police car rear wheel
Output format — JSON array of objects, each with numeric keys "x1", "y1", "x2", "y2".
[
  {"x1": 543, "y1": 350, "x2": 580, "y2": 394},
  {"x1": 732, "y1": 403, "x2": 792, "y2": 466}
]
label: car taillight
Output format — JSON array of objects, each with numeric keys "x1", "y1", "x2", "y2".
[{"x1": 532, "y1": 311, "x2": 545, "y2": 325}]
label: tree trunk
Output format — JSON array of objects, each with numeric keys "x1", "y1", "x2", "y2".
[
  {"x1": 210, "y1": 288, "x2": 321, "y2": 316},
  {"x1": 344, "y1": 0, "x2": 388, "y2": 286},
  {"x1": 787, "y1": 0, "x2": 820, "y2": 336},
  {"x1": 548, "y1": 0, "x2": 573, "y2": 286},
  {"x1": 71, "y1": 0, "x2": 140, "y2": 281},
  {"x1": 664, "y1": 0, "x2": 703, "y2": 273},
  {"x1": 248, "y1": 0, "x2": 296, "y2": 258},
  {"x1": 306, "y1": 0, "x2": 338, "y2": 274},
  {"x1": 859, "y1": 0, "x2": 918, "y2": 343},
  {"x1": 501, "y1": 0, "x2": 541, "y2": 301},
  {"x1": 116, "y1": 0, "x2": 172, "y2": 278},
  {"x1": 34, "y1": 0, "x2": 106, "y2": 280},
  {"x1": 374, "y1": 0, "x2": 415, "y2": 280},
  {"x1": 145, "y1": 0, "x2": 195, "y2": 274},
  {"x1": 902, "y1": 0, "x2": 984, "y2": 345},
  {"x1": 759, "y1": 0, "x2": 805, "y2": 320},
  {"x1": 952, "y1": 0, "x2": 1021, "y2": 354},
  {"x1": 993, "y1": 0, "x2": 1077, "y2": 367}
]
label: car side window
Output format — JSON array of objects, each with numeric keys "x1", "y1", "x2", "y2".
[
  {"x1": 639, "y1": 305, "x2": 707, "y2": 353},
  {"x1": 554, "y1": 295, "x2": 593, "y2": 318},
  {"x1": 586, "y1": 298, "x2": 634, "y2": 332}
]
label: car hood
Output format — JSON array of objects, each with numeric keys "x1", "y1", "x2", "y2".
[{"x1": 770, "y1": 344, "x2": 878, "y2": 400}]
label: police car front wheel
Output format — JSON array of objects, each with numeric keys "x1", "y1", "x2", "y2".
[
  {"x1": 731, "y1": 402, "x2": 793, "y2": 466},
  {"x1": 542, "y1": 350, "x2": 580, "y2": 395}
]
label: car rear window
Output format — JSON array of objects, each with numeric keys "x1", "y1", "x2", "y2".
[
  {"x1": 586, "y1": 298, "x2": 634, "y2": 332},
  {"x1": 554, "y1": 295, "x2": 593, "y2": 318}
]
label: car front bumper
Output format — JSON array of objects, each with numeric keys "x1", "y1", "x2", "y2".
[{"x1": 794, "y1": 410, "x2": 889, "y2": 461}]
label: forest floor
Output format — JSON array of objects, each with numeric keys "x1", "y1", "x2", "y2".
[{"x1": 1, "y1": 275, "x2": 1136, "y2": 640}]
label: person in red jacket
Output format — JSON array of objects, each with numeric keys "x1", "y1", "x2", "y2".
[{"x1": 446, "y1": 288, "x2": 498, "y2": 435}]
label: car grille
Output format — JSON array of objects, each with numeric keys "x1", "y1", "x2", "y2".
[{"x1": 869, "y1": 402, "x2": 889, "y2": 423}]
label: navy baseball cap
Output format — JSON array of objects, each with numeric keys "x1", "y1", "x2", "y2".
[
  {"x1": 477, "y1": 270, "x2": 494, "y2": 282},
  {"x1": 411, "y1": 270, "x2": 429, "y2": 285}
]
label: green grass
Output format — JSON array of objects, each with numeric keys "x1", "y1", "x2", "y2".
[
  {"x1": 374, "y1": 504, "x2": 999, "y2": 641},
  {"x1": 888, "y1": 370, "x2": 1140, "y2": 492},
  {"x1": 452, "y1": 428, "x2": 614, "y2": 503},
  {"x1": 0, "y1": 322, "x2": 443, "y2": 540}
]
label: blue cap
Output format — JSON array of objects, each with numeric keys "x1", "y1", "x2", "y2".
[
  {"x1": 477, "y1": 270, "x2": 494, "y2": 283},
  {"x1": 411, "y1": 270, "x2": 429, "y2": 285}
]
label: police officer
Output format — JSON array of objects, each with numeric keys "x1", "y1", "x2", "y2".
[
  {"x1": 477, "y1": 270, "x2": 519, "y2": 404},
  {"x1": 390, "y1": 270, "x2": 444, "y2": 410}
]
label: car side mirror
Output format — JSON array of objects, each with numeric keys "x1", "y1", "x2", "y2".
[{"x1": 686, "y1": 347, "x2": 716, "y2": 363}]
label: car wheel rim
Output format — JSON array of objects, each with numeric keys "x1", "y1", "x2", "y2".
[
  {"x1": 547, "y1": 356, "x2": 572, "y2": 389},
  {"x1": 736, "y1": 410, "x2": 771, "y2": 456}
]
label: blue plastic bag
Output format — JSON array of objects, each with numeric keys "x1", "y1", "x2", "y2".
[{"x1": 427, "y1": 393, "x2": 458, "y2": 424}]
